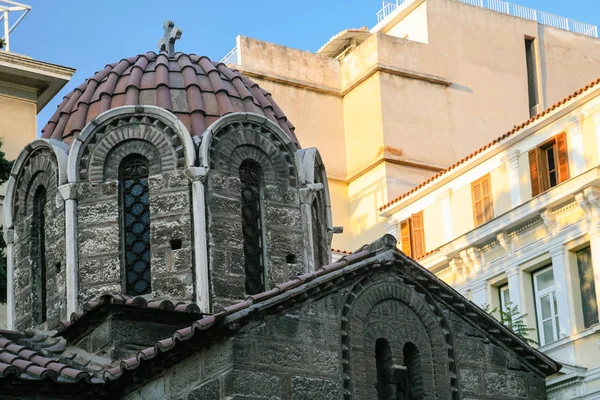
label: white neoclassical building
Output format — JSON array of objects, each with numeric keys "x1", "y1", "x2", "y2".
[{"x1": 380, "y1": 77, "x2": 600, "y2": 399}]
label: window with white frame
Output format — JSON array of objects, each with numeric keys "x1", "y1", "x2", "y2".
[
  {"x1": 533, "y1": 266, "x2": 560, "y2": 346},
  {"x1": 499, "y1": 285, "x2": 511, "y2": 313}
]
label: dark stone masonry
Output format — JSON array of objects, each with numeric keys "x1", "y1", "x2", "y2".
[{"x1": 0, "y1": 32, "x2": 559, "y2": 399}]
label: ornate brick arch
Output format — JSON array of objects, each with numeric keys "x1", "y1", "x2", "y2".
[
  {"x1": 208, "y1": 119, "x2": 298, "y2": 186},
  {"x1": 67, "y1": 105, "x2": 195, "y2": 183},
  {"x1": 341, "y1": 272, "x2": 458, "y2": 400}
]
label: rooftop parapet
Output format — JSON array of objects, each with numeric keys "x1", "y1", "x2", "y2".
[{"x1": 376, "y1": 0, "x2": 598, "y2": 38}]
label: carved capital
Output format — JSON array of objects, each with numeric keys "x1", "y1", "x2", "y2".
[
  {"x1": 299, "y1": 183, "x2": 323, "y2": 204},
  {"x1": 500, "y1": 150, "x2": 521, "y2": 171},
  {"x1": 186, "y1": 166, "x2": 209, "y2": 183},
  {"x1": 3, "y1": 228, "x2": 14, "y2": 245},
  {"x1": 58, "y1": 183, "x2": 79, "y2": 201},
  {"x1": 575, "y1": 186, "x2": 600, "y2": 218},
  {"x1": 562, "y1": 114, "x2": 583, "y2": 137},
  {"x1": 448, "y1": 257, "x2": 465, "y2": 280},
  {"x1": 496, "y1": 232, "x2": 513, "y2": 254},
  {"x1": 459, "y1": 247, "x2": 482, "y2": 276},
  {"x1": 540, "y1": 209, "x2": 557, "y2": 235},
  {"x1": 582, "y1": 103, "x2": 600, "y2": 125},
  {"x1": 435, "y1": 188, "x2": 452, "y2": 208}
]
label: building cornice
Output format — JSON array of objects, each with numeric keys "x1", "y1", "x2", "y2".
[{"x1": 0, "y1": 51, "x2": 75, "y2": 79}]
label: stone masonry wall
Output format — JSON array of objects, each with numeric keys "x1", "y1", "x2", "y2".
[
  {"x1": 446, "y1": 307, "x2": 548, "y2": 399},
  {"x1": 13, "y1": 149, "x2": 66, "y2": 330},
  {"x1": 121, "y1": 269, "x2": 550, "y2": 400},
  {"x1": 206, "y1": 169, "x2": 304, "y2": 311},
  {"x1": 77, "y1": 169, "x2": 193, "y2": 303}
]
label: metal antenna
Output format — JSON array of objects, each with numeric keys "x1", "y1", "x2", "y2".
[
  {"x1": 0, "y1": 1, "x2": 31, "y2": 52},
  {"x1": 157, "y1": 20, "x2": 182, "y2": 57}
]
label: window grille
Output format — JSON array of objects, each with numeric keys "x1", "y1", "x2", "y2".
[
  {"x1": 120, "y1": 155, "x2": 152, "y2": 296},
  {"x1": 239, "y1": 160, "x2": 265, "y2": 295}
]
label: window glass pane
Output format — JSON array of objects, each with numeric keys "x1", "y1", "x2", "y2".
[
  {"x1": 546, "y1": 147, "x2": 556, "y2": 171},
  {"x1": 543, "y1": 320, "x2": 555, "y2": 344},
  {"x1": 555, "y1": 316, "x2": 560, "y2": 339},
  {"x1": 549, "y1": 171, "x2": 557, "y2": 187},
  {"x1": 503, "y1": 288, "x2": 511, "y2": 305},
  {"x1": 536, "y1": 268, "x2": 554, "y2": 291},
  {"x1": 540, "y1": 294, "x2": 552, "y2": 320}
]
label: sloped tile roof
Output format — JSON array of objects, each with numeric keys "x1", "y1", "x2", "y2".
[
  {"x1": 0, "y1": 330, "x2": 103, "y2": 384},
  {"x1": 41, "y1": 51, "x2": 298, "y2": 146},
  {"x1": 380, "y1": 77, "x2": 600, "y2": 212}
]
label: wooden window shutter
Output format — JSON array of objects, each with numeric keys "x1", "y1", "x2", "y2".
[
  {"x1": 556, "y1": 131, "x2": 570, "y2": 183},
  {"x1": 529, "y1": 148, "x2": 541, "y2": 197},
  {"x1": 481, "y1": 175, "x2": 494, "y2": 222},
  {"x1": 400, "y1": 220, "x2": 412, "y2": 257},
  {"x1": 577, "y1": 247, "x2": 599, "y2": 328},
  {"x1": 411, "y1": 212, "x2": 425, "y2": 259},
  {"x1": 472, "y1": 180, "x2": 483, "y2": 226}
]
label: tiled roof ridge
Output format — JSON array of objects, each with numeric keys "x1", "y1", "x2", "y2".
[
  {"x1": 101, "y1": 236, "x2": 397, "y2": 381},
  {"x1": 331, "y1": 247, "x2": 352, "y2": 254},
  {"x1": 379, "y1": 76, "x2": 600, "y2": 212},
  {"x1": 56, "y1": 294, "x2": 201, "y2": 332},
  {"x1": 99, "y1": 234, "x2": 559, "y2": 382},
  {"x1": 41, "y1": 50, "x2": 297, "y2": 145}
]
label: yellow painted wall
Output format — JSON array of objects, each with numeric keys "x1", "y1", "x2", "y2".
[
  {"x1": 423, "y1": 201, "x2": 443, "y2": 251},
  {"x1": 490, "y1": 166, "x2": 511, "y2": 217},
  {"x1": 0, "y1": 94, "x2": 37, "y2": 160},
  {"x1": 328, "y1": 178, "x2": 351, "y2": 251},
  {"x1": 451, "y1": 184, "x2": 475, "y2": 238}
]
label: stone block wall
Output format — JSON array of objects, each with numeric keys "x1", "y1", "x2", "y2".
[
  {"x1": 13, "y1": 149, "x2": 66, "y2": 330},
  {"x1": 206, "y1": 170, "x2": 304, "y2": 311},
  {"x1": 77, "y1": 169, "x2": 194, "y2": 303},
  {"x1": 445, "y1": 307, "x2": 548, "y2": 399},
  {"x1": 121, "y1": 270, "x2": 550, "y2": 400}
]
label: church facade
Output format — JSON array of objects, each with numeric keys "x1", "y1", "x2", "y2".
[{"x1": 0, "y1": 22, "x2": 559, "y2": 399}]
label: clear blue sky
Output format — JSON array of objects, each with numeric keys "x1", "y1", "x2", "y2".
[{"x1": 6, "y1": 0, "x2": 599, "y2": 133}]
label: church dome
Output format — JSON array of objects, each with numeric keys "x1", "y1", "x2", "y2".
[{"x1": 41, "y1": 51, "x2": 297, "y2": 145}]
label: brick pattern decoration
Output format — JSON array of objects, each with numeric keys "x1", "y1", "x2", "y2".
[
  {"x1": 40, "y1": 51, "x2": 297, "y2": 145},
  {"x1": 206, "y1": 119, "x2": 304, "y2": 310},
  {"x1": 12, "y1": 148, "x2": 66, "y2": 331},
  {"x1": 341, "y1": 274, "x2": 455, "y2": 399}
]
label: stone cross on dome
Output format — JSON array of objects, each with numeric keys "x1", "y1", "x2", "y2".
[{"x1": 157, "y1": 20, "x2": 182, "y2": 57}]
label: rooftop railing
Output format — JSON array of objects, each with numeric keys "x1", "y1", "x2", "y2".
[
  {"x1": 376, "y1": 0, "x2": 598, "y2": 38},
  {"x1": 220, "y1": 46, "x2": 239, "y2": 66},
  {"x1": 0, "y1": 1, "x2": 31, "y2": 52}
]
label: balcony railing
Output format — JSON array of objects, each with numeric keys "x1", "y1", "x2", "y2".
[
  {"x1": 220, "y1": 46, "x2": 239, "y2": 66},
  {"x1": 376, "y1": 0, "x2": 598, "y2": 38}
]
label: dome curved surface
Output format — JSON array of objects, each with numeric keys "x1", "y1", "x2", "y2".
[{"x1": 41, "y1": 51, "x2": 297, "y2": 145}]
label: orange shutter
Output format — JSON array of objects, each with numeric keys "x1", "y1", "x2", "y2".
[
  {"x1": 411, "y1": 212, "x2": 425, "y2": 259},
  {"x1": 472, "y1": 180, "x2": 483, "y2": 226},
  {"x1": 400, "y1": 220, "x2": 412, "y2": 257},
  {"x1": 556, "y1": 131, "x2": 570, "y2": 183},
  {"x1": 481, "y1": 175, "x2": 494, "y2": 222},
  {"x1": 529, "y1": 149, "x2": 541, "y2": 197}
]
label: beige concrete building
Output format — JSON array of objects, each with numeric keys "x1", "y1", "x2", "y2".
[
  {"x1": 221, "y1": 0, "x2": 600, "y2": 253},
  {"x1": 380, "y1": 76, "x2": 600, "y2": 398}
]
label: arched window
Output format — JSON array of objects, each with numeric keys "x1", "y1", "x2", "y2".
[
  {"x1": 119, "y1": 154, "x2": 152, "y2": 296},
  {"x1": 311, "y1": 198, "x2": 325, "y2": 267},
  {"x1": 32, "y1": 186, "x2": 47, "y2": 324},
  {"x1": 403, "y1": 342, "x2": 424, "y2": 400},
  {"x1": 375, "y1": 338, "x2": 395, "y2": 400},
  {"x1": 239, "y1": 160, "x2": 265, "y2": 295}
]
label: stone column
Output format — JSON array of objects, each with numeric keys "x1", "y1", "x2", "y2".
[
  {"x1": 188, "y1": 167, "x2": 210, "y2": 313},
  {"x1": 4, "y1": 228, "x2": 14, "y2": 330},
  {"x1": 59, "y1": 183, "x2": 79, "y2": 316},
  {"x1": 471, "y1": 280, "x2": 488, "y2": 307},
  {"x1": 299, "y1": 183, "x2": 323, "y2": 272},
  {"x1": 550, "y1": 245, "x2": 574, "y2": 339},
  {"x1": 563, "y1": 115, "x2": 585, "y2": 176},
  {"x1": 500, "y1": 150, "x2": 521, "y2": 208},
  {"x1": 436, "y1": 189, "x2": 453, "y2": 243},
  {"x1": 506, "y1": 265, "x2": 523, "y2": 314}
]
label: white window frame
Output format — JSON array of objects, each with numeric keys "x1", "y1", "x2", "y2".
[
  {"x1": 499, "y1": 285, "x2": 510, "y2": 312},
  {"x1": 533, "y1": 265, "x2": 560, "y2": 346}
]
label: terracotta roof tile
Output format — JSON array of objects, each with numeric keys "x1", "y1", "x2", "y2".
[
  {"x1": 379, "y1": 76, "x2": 600, "y2": 212},
  {"x1": 41, "y1": 51, "x2": 298, "y2": 145}
]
